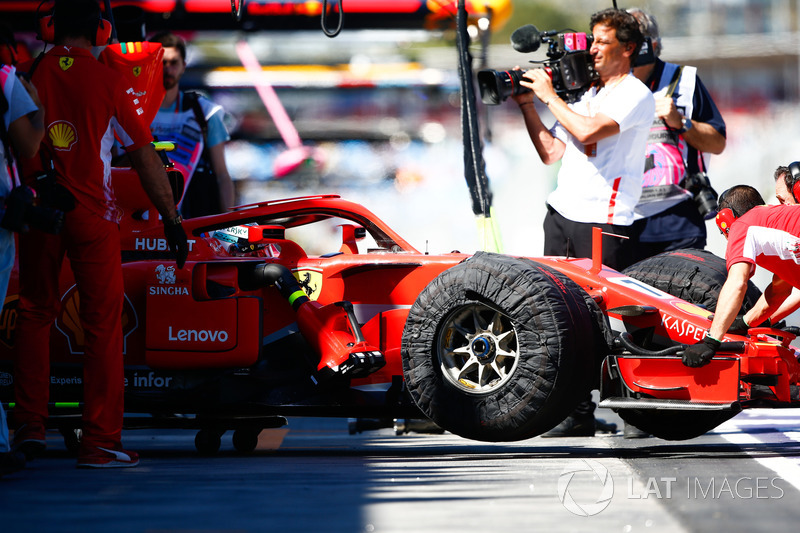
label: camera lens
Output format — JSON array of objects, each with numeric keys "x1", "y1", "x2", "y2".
[{"x1": 477, "y1": 69, "x2": 531, "y2": 105}]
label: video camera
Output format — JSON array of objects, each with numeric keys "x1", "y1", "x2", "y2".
[
  {"x1": 478, "y1": 24, "x2": 655, "y2": 106},
  {"x1": 478, "y1": 24, "x2": 599, "y2": 105},
  {"x1": 0, "y1": 185, "x2": 64, "y2": 235}
]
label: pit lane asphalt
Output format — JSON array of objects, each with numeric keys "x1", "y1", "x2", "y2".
[{"x1": 1, "y1": 407, "x2": 799, "y2": 532}]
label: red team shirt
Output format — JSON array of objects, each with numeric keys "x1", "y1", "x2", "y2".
[
  {"x1": 26, "y1": 46, "x2": 153, "y2": 223},
  {"x1": 726, "y1": 204, "x2": 800, "y2": 288}
]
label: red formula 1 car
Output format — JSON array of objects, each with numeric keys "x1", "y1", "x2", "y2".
[{"x1": 1, "y1": 173, "x2": 799, "y2": 452}]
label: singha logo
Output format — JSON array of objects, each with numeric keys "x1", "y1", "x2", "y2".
[{"x1": 155, "y1": 264, "x2": 176, "y2": 285}]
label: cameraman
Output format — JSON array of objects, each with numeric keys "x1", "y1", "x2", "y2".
[
  {"x1": 628, "y1": 8, "x2": 727, "y2": 263},
  {"x1": 11, "y1": 0, "x2": 188, "y2": 468},
  {"x1": 0, "y1": 61, "x2": 44, "y2": 477},
  {"x1": 513, "y1": 8, "x2": 654, "y2": 437},
  {"x1": 514, "y1": 8, "x2": 654, "y2": 270}
]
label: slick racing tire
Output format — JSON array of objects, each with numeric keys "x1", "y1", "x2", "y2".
[
  {"x1": 401, "y1": 252, "x2": 598, "y2": 442},
  {"x1": 622, "y1": 248, "x2": 762, "y2": 313},
  {"x1": 619, "y1": 248, "x2": 759, "y2": 440}
]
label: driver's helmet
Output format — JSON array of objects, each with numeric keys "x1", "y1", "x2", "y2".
[{"x1": 210, "y1": 223, "x2": 273, "y2": 257}]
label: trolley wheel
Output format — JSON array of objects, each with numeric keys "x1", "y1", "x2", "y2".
[
  {"x1": 195, "y1": 429, "x2": 223, "y2": 455},
  {"x1": 232, "y1": 428, "x2": 261, "y2": 453}
]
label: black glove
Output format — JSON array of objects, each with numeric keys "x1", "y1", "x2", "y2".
[
  {"x1": 682, "y1": 335, "x2": 721, "y2": 368},
  {"x1": 164, "y1": 218, "x2": 189, "y2": 269},
  {"x1": 728, "y1": 315, "x2": 750, "y2": 335}
]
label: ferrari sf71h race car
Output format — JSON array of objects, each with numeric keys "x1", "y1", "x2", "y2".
[{"x1": 1, "y1": 169, "x2": 799, "y2": 453}]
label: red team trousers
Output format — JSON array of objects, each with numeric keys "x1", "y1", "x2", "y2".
[{"x1": 13, "y1": 203, "x2": 125, "y2": 449}]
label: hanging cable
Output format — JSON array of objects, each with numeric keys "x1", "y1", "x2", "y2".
[
  {"x1": 321, "y1": 0, "x2": 344, "y2": 37},
  {"x1": 231, "y1": 0, "x2": 244, "y2": 23}
]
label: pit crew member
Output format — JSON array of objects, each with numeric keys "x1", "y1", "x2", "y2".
[
  {"x1": 683, "y1": 185, "x2": 800, "y2": 367},
  {"x1": 11, "y1": 0, "x2": 188, "y2": 468}
]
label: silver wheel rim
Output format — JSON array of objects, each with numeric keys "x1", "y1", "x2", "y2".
[{"x1": 437, "y1": 303, "x2": 519, "y2": 395}]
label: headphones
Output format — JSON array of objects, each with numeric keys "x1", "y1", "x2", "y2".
[
  {"x1": 37, "y1": 2, "x2": 112, "y2": 47},
  {"x1": 788, "y1": 161, "x2": 800, "y2": 204},
  {"x1": 715, "y1": 188, "x2": 739, "y2": 236}
]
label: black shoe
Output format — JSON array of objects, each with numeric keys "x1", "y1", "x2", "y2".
[
  {"x1": 0, "y1": 451, "x2": 26, "y2": 478},
  {"x1": 623, "y1": 422, "x2": 650, "y2": 439},
  {"x1": 11, "y1": 423, "x2": 47, "y2": 461},
  {"x1": 541, "y1": 415, "x2": 596, "y2": 437}
]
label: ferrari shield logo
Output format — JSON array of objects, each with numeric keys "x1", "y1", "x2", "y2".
[
  {"x1": 293, "y1": 269, "x2": 322, "y2": 301},
  {"x1": 59, "y1": 57, "x2": 74, "y2": 71},
  {"x1": 133, "y1": 66, "x2": 142, "y2": 77}
]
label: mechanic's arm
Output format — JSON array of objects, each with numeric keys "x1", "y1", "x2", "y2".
[
  {"x1": 742, "y1": 275, "x2": 793, "y2": 328},
  {"x1": 128, "y1": 143, "x2": 189, "y2": 268},
  {"x1": 768, "y1": 287, "x2": 800, "y2": 324},
  {"x1": 708, "y1": 262, "x2": 752, "y2": 340},
  {"x1": 683, "y1": 262, "x2": 751, "y2": 367},
  {"x1": 208, "y1": 142, "x2": 234, "y2": 210},
  {"x1": 8, "y1": 77, "x2": 45, "y2": 159},
  {"x1": 655, "y1": 96, "x2": 726, "y2": 155}
]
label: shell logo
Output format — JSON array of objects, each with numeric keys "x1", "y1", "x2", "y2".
[{"x1": 48, "y1": 121, "x2": 78, "y2": 151}]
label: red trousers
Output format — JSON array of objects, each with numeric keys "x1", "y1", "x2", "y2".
[{"x1": 13, "y1": 203, "x2": 125, "y2": 450}]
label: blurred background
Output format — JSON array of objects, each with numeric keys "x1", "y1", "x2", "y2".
[{"x1": 6, "y1": 0, "x2": 800, "y2": 302}]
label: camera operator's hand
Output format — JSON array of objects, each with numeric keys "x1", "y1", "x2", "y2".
[
  {"x1": 508, "y1": 66, "x2": 535, "y2": 108},
  {"x1": 526, "y1": 68, "x2": 558, "y2": 107},
  {"x1": 163, "y1": 216, "x2": 189, "y2": 269},
  {"x1": 655, "y1": 97, "x2": 682, "y2": 130}
]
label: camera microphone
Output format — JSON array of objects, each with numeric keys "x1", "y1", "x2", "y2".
[
  {"x1": 511, "y1": 25, "x2": 542, "y2": 53},
  {"x1": 511, "y1": 24, "x2": 560, "y2": 53}
]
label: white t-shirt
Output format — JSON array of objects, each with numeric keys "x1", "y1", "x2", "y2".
[{"x1": 546, "y1": 74, "x2": 655, "y2": 226}]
